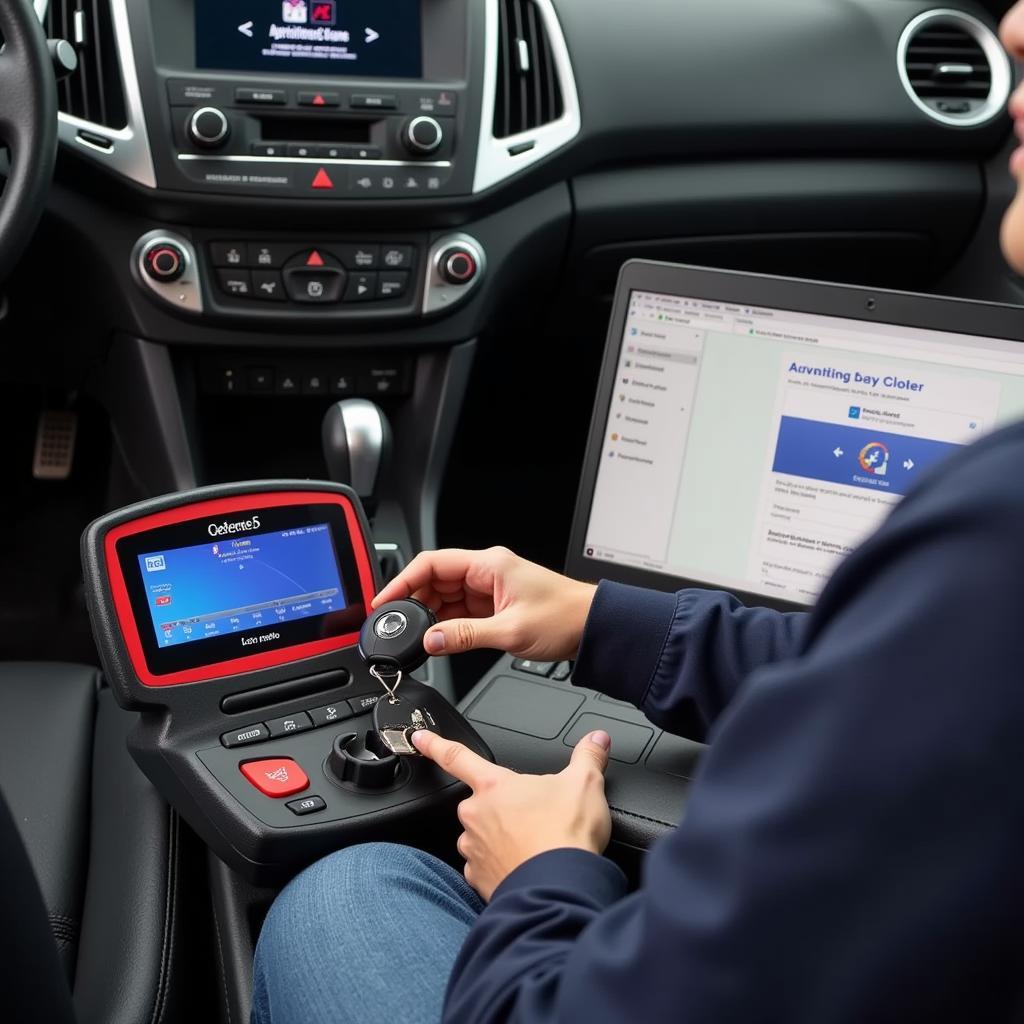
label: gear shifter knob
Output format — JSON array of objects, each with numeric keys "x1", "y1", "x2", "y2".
[{"x1": 321, "y1": 399, "x2": 392, "y2": 518}]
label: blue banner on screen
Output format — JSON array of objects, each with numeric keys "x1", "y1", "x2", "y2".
[
  {"x1": 139, "y1": 524, "x2": 346, "y2": 648},
  {"x1": 771, "y1": 416, "x2": 962, "y2": 496}
]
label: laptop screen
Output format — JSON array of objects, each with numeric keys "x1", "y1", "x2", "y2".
[{"x1": 577, "y1": 276, "x2": 1024, "y2": 606}]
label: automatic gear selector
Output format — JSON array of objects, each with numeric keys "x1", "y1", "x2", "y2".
[{"x1": 357, "y1": 599, "x2": 493, "y2": 761}]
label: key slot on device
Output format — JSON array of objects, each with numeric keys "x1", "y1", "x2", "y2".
[{"x1": 220, "y1": 669, "x2": 352, "y2": 716}]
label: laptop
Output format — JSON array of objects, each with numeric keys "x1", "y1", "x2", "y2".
[{"x1": 565, "y1": 261, "x2": 1024, "y2": 610}]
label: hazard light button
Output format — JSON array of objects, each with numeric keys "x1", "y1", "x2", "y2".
[{"x1": 240, "y1": 758, "x2": 310, "y2": 798}]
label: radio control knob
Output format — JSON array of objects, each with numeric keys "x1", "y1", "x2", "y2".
[
  {"x1": 438, "y1": 246, "x2": 478, "y2": 285},
  {"x1": 188, "y1": 106, "x2": 230, "y2": 148},
  {"x1": 142, "y1": 242, "x2": 186, "y2": 283},
  {"x1": 403, "y1": 115, "x2": 443, "y2": 156}
]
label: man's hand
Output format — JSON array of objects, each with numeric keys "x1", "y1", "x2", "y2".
[
  {"x1": 372, "y1": 547, "x2": 597, "y2": 661},
  {"x1": 412, "y1": 728, "x2": 613, "y2": 902}
]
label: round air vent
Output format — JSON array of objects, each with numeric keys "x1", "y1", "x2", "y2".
[{"x1": 897, "y1": 9, "x2": 1012, "y2": 127}]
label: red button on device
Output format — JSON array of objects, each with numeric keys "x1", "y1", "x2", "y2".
[{"x1": 240, "y1": 758, "x2": 309, "y2": 798}]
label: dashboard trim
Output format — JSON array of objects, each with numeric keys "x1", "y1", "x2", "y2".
[{"x1": 472, "y1": 0, "x2": 581, "y2": 194}]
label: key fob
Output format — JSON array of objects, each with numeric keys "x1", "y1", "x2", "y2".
[
  {"x1": 359, "y1": 598, "x2": 436, "y2": 674},
  {"x1": 371, "y1": 676, "x2": 494, "y2": 762}
]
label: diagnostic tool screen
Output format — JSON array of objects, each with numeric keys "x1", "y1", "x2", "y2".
[
  {"x1": 583, "y1": 290, "x2": 1024, "y2": 605},
  {"x1": 139, "y1": 523, "x2": 347, "y2": 649},
  {"x1": 195, "y1": 0, "x2": 423, "y2": 78}
]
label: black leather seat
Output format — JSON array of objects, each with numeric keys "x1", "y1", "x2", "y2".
[{"x1": 0, "y1": 663, "x2": 183, "y2": 1024}]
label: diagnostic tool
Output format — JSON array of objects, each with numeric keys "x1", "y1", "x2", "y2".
[{"x1": 82, "y1": 480, "x2": 490, "y2": 882}]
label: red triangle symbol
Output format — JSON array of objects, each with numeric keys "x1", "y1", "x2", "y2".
[
  {"x1": 311, "y1": 168, "x2": 334, "y2": 189},
  {"x1": 313, "y1": 94, "x2": 326, "y2": 106},
  {"x1": 306, "y1": 250, "x2": 325, "y2": 267}
]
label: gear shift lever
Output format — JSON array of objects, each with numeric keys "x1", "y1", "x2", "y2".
[{"x1": 321, "y1": 399, "x2": 393, "y2": 518}]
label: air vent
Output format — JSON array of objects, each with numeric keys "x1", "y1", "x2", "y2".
[
  {"x1": 44, "y1": 0, "x2": 127, "y2": 129},
  {"x1": 897, "y1": 9, "x2": 1011, "y2": 127},
  {"x1": 493, "y1": 0, "x2": 564, "y2": 139}
]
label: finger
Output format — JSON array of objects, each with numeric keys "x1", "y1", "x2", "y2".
[
  {"x1": 456, "y1": 831, "x2": 471, "y2": 860},
  {"x1": 372, "y1": 549, "x2": 480, "y2": 607},
  {"x1": 568, "y1": 730, "x2": 611, "y2": 777},
  {"x1": 423, "y1": 610, "x2": 520, "y2": 655},
  {"x1": 412, "y1": 730, "x2": 504, "y2": 789}
]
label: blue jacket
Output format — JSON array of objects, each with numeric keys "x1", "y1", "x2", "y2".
[{"x1": 444, "y1": 421, "x2": 1024, "y2": 1023}]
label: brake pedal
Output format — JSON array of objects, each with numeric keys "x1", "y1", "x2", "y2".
[{"x1": 32, "y1": 409, "x2": 77, "y2": 481}]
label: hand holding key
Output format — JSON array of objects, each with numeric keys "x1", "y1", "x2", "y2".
[
  {"x1": 372, "y1": 547, "x2": 597, "y2": 662},
  {"x1": 412, "y1": 727, "x2": 613, "y2": 902}
]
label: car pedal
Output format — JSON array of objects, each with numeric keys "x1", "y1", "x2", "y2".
[{"x1": 32, "y1": 409, "x2": 77, "y2": 481}]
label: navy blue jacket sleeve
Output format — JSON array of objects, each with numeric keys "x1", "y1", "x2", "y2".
[
  {"x1": 572, "y1": 581, "x2": 809, "y2": 740},
  {"x1": 443, "y1": 423, "x2": 1024, "y2": 1024}
]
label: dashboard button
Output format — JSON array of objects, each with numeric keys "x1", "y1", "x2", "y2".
[
  {"x1": 235, "y1": 87, "x2": 287, "y2": 105},
  {"x1": 330, "y1": 373, "x2": 354, "y2": 395},
  {"x1": 302, "y1": 372, "x2": 327, "y2": 395},
  {"x1": 360, "y1": 367, "x2": 404, "y2": 396},
  {"x1": 511, "y1": 658, "x2": 556, "y2": 677},
  {"x1": 240, "y1": 758, "x2": 309, "y2": 798},
  {"x1": 266, "y1": 711, "x2": 313, "y2": 737},
  {"x1": 347, "y1": 693, "x2": 381, "y2": 715},
  {"x1": 276, "y1": 369, "x2": 301, "y2": 394},
  {"x1": 283, "y1": 268, "x2": 346, "y2": 303},
  {"x1": 377, "y1": 272, "x2": 409, "y2": 300},
  {"x1": 215, "y1": 366, "x2": 245, "y2": 395},
  {"x1": 248, "y1": 367, "x2": 274, "y2": 392},
  {"x1": 308, "y1": 702, "x2": 351, "y2": 727},
  {"x1": 380, "y1": 245, "x2": 414, "y2": 270},
  {"x1": 298, "y1": 91, "x2": 340, "y2": 108},
  {"x1": 252, "y1": 142, "x2": 285, "y2": 157},
  {"x1": 248, "y1": 243, "x2": 293, "y2": 268},
  {"x1": 287, "y1": 794, "x2": 326, "y2": 816},
  {"x1": 334, "y1": 244, "x2": 379, "y2": 270},
  {"x1": 143, "y1": 243, "x2": 185, "y2": 282},
  {"x1": 349, "y1": 93, "x2": 397, "y2": 110},
  {"x1": 221, "y1": 723, "x2": 269, "y2": 748},
  {"x1": 344, "y1": 272, "x2": 377, "y2": 302},
  {"x1": 416, "y1": 90, "x2": 457, "y2": 114},
  {"x1": 210, "y1": 241, "x2": 247, "y2": 267},
  {"x1": 217, "y1": 269, "x2": 252, "y2": 297},
  {"x1": 251, "y1": 271, "x2": 286, "y2": 301},
  {"x1": 287, "y1": 143, "x2": 317, "y2": 159}
]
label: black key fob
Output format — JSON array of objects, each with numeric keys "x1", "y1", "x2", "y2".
[
  {"x1": 358, "y1": 598, "x2": 436, "y2": 674},
  {"x1": 371, "y1": 676, "x2": 493, "y2": 762}
]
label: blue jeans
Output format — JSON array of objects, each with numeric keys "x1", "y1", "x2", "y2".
[{"x1": 251, "y1": 843, "x2": 484, "y2": 1024}]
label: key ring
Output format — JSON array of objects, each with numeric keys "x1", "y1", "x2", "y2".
[{"x1": 369, "y1": 665, "x2": 403, "y2": 704}]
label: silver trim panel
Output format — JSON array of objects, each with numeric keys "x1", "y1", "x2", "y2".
[
  {"x1": 176, "y1": 154, "x2": 452, "y2": 168},
  {"x1": 422, "y1": 234, "x2": 485, "y2": 314},
  {"x1": 132, "y1": 230, "x2": 203, "y2": 314},
  {"x1": 896, "y1": 9, "x2": 1012, "y2": 128},
  {"x1": 473, "y1": 0, "x2": 581, "y2": 193},
  {"x1": 39, "y1": 0, "x2": 157, "y2": 187}
]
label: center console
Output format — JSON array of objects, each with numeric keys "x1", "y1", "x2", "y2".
[{"x1": 82, "y1": 480, "x2": 491, "y2": 883}]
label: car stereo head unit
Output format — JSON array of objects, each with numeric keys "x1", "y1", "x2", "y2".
[{"x1": 84, "y1": 481, "x2": 377, "y2": 701}]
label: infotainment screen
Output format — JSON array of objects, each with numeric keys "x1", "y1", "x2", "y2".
[
  {"x1": 107, "y1": 494, "x2": 374, "y2": 685},
  {"x1": 194, "y1": 0, "x2": 423, "y2": 78}
]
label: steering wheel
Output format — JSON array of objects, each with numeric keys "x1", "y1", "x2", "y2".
[{"x1": 0, "y1": 0, "x2": 56, "y2": 283}]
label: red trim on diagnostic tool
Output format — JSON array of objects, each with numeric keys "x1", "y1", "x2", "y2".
[{"x1": 104, "y1": 492, "x2": 376, "y2": 687}]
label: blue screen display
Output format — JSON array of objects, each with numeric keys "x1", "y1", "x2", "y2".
[{"x1": 138, "y1": 524, "x2": 346, "y2": 648}]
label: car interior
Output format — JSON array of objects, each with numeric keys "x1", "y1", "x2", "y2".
[{"x1": 2, "y1": 0, "x2": 1024, "y2": 1020}]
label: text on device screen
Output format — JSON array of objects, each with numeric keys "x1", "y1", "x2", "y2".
[
  {"x1": 195, "y1": 0, "x2": 423, "y2": 78},
  {"x1": 139, "y1": 523, "x2": 347, "y2": 648},
  {"x1": 584, "y1": 291, "x2": 1024, "y2": 604}
]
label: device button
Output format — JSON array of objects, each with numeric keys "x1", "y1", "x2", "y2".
[
  {"x1": 550, "y1": 662, "x2": 572, "y2": 681},
  {"x1": 247, "y1": 243, "x2": 292, "y2": 269},
  {"x1": 248, "y1": 367, "x2": 274, "y2": 392},
  {"x1": 251, "y1": 271, "x2": 286, "y2": 302},
  {"x1": 330, "y1": 372, "x2": 355, "y2": 395},
  {"x1": 380, "y1": 245, "x2": 414, "y2": 270},
  {"x1": 266, "y1": 711, "x2": 313, "y2": 737},
  {"x1": 347, "y1": 693, "x2": 381, "y2": 715},
  {"x1": 439, "y1": 247, "x2": 478, "y2": 285},
  {"x1": 235, "y1": 87, "x2": 287, "y2": 105},
  {"x1": 215, "y1": 366, "x2": 246, "y2": 395},
  {"x1": 143, "y1": 243, "x2": 185, "y2": 282},
  {"x1": 276, "y1": 369, "x2": 301, "y2": 395},
  {"x1": 283, "y1": 268, "x2": 346, "y2": 303},
  {"x1": 287, "y1": 794, "x2": 327, "y2": 816},
  {"x1": 210, "y1": 241, "x2": 248, "y2": 267},
  {"x1": 252, "y1": 142, "x2": 285, "y2": 157},
  {"x1": 240, "y1": 758, "x2": 309, "y2": 798},
  {"x1": 287, "y1": 143, "x2": 317, "y2": 159},
  {"x1": 415, "y1": 90, "x2": 457, "y2": 115},
  {"x1": 306, "y1": 166, "x2": 339, "y2": 192},
  {"x1": 512, "y1": 658, "x2": 556, "y2": 677},
  {"x1": 302, "y1": 371, "x2": 327, "y2": 395},
  {"x1": 298, "y1": 91, "x2": 340, "y2": 108},
  {"x1": 403, "y1": 116, "x2": 443, "y2": 156},
  {"x1": 308, "y1": 702, "x2": 352, "y2": 727},
  {"x1": 360, "y1": 366, "x2": 405, "y2": 396},
  {"x1": 217, "y1": 269, "x2": 253, "y2": 297},
  {"x1": 376, "y1": 272, "x2": 409, "y2": 300},
  {"x1": 334, "y1": 244, "x2": 379, "y2": 270},
  {"x1": 344, "y1": 272, "x2": 377, "y2": 302},
  {"x1": 350, "y1": 93, "x2": 397, "y2": 110},
  {"x1": 221, "y1": 723, "x2": 269, "y2": 748},
  {"x1": 188, "y1": 106, "x2": 230, "y2": 148}
]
